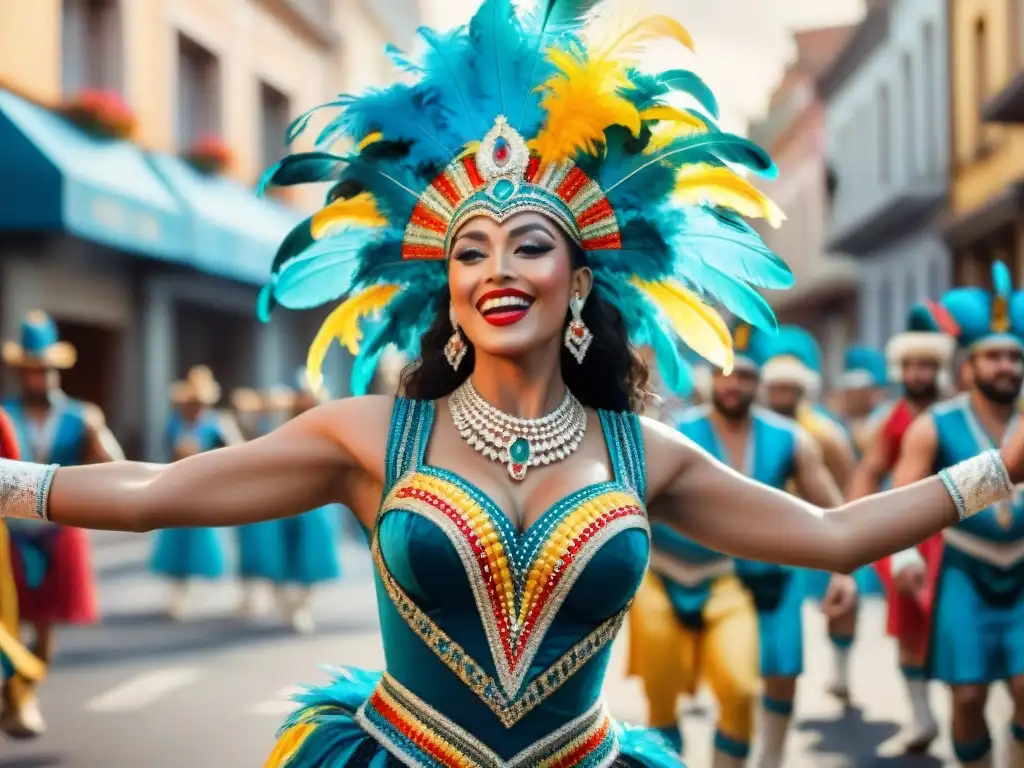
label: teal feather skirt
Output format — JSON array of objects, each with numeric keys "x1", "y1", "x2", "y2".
[{"x1": 265, "y1": 667, "x2": 683, "y2": 767}]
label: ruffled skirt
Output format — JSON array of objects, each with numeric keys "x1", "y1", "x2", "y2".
[
  {"x1": 149, "y1": 527, "x2": 227, "y2": 580},
  {"x1": 10, "y1": 525, "x2": 98, "y2": 624},
  {"x1": 265, "y1": 667, "x2": 682, "y2": 768},
  {"x1": 237, "y1": 510, "x2": 342, "y2": 585}
]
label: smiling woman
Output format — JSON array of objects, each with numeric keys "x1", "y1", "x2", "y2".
[{"x1": 404, "y1": 212, "x2": 649, "y2": 414}]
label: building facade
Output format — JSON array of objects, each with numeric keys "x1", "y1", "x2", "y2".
[
  {"x1": 820, "y1": 0, "x2": 952, "y2": 351},
  {"x1": 749, "y1": 27, "x2": 860, "y2": 386},
  {"x1": 0, "y1": 0, "x2": 413, "y2": 458},
  {"x1": 946, "y1": 0, "x2": 1024, "y2": 288}
]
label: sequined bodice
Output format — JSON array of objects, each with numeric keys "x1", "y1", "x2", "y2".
[{"x1": 369, "y1": 398, "x2": 650, "y2": 759}]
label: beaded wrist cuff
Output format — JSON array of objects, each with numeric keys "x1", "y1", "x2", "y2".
[
  {"x1": 0, "y1": 460, "x2": 58, "y2": 522},
  {"x1": 938, "y1": 449, "x2": 1014, "y2": 522}
]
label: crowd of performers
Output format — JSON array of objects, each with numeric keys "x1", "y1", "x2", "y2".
[
  {"x1": 0, "y1": 311, "x2": 363, "y2": 740},
  {"x1": 630, "y1": 261, "x2": 1024, "y2": 768}
]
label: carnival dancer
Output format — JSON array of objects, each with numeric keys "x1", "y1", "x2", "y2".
[
  {"x1": 726, "y1": 325, "x2": 855, "y2": 766},
  {"x1": 149, "y1": 366, "x2": 230, "y2": 620},
  {"x1": 0, "y1": 4, "x2": 1020, "y2": 767},
  {"x1": 847, "y1": 301, "x2": 957, "y2": 752},
  {"x1": 232, "y1": 385, "x2": 293, "y2": 618},
  {"x1": 0, "y1": 405, "x2": 46, "y2": 739},
  {"x1": 2, "y1": 311, "x2": 122, "y2": 692},
  {"x1": 628, "y1": 322, "x2": 800, "y2": 767},
  {"x1": 274, "y1": 370, "x2": 343, "y2": 634},
  {"x1": 891, "y1": 262, "x2": 1024, "y2": 768}
]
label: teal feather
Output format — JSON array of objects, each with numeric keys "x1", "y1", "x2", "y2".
[
  {"x1": 384, "y1": 43, "x2": 422, "y2": 75},
  {"x1": 257, "y1": 152, "x2": 346, "y2": 195},
  {"x1": 468, "y1": 0, "x2": 526, "y2": 120},
  {"x1": 994, "y1": 260, "x2": 1012, "y2": 297},
  {"x1": 417, "y1": 25, "x2": 483, "y2": 139},
  {"x1": 626, "y1": 68, "x2": 720, "y2": 118},
  {"x1": 256, "y1": 284, "x2": 275, "y2": 323},
  {"x1": 273, "y1": 228, "x2": 396, "y2": 310},
  {"x1": 516, "y1": 0, "x2": 603, "y2": 129}
]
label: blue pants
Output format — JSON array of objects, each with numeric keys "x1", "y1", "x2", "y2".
[
  {"x1": 744, "y1": 567, "x2": 804, "y2": 678},
  {"x1": 932, "y1": 557, "x2": 1024, "y2": 684},
  {"x1": 149, "y1": 528, "x2": 227, "y2": 580}
]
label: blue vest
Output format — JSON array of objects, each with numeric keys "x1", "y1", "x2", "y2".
[
  {"x1": 4, "y1": 395, "x2": 88, "y2": 466},
  {"x1": 931, "y1": 393, "x2": 1024, "y2": 600},
  {"x1": 166, "y1": 411, "x2": 227, "y2": 454},
  {"x1": 932, "y1": 394, "x2": 1024, "y2": 544}
]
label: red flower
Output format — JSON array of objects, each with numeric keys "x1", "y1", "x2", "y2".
[
  {"x1": 184, "y1": 134, "x2": 233, "y2": 175},
  {"x1": 60, "y1": 88, "x2": 135, "y2": 139}
]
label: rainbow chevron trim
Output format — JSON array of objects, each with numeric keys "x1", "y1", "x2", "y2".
[{"x1": 355, "y1": 673, "x2": 619, "y2": 767}]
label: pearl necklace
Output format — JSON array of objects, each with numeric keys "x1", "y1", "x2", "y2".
[{"x1": 448, "y1": 379, "x2": 587, "y2": 481}]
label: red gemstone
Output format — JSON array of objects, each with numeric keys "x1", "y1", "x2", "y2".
[
  {"x1": 512, "y1": 463, "x2": 523, "y2": 473},
  {"x1": 495, "y1": 145, "x2": 510, "y2": 163},
  {"x1": 572, "y1": 323, "x2": 584, "y2": 337}
]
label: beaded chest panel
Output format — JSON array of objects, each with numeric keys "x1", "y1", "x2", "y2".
[{"x1": 374, "y1": 468, "x2": 649, "y2": 726}]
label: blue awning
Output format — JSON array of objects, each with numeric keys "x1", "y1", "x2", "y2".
[
  {"x1": 0, "y1": 89, "x2": 190, "y2": 260},
  {"x1": 148, "y1": 155, "x2": 302, "y2": 285}
]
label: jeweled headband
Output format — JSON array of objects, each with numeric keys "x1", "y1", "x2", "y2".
[{"x1": 256, "y1": 0, "x2": 793, "y2": 395}]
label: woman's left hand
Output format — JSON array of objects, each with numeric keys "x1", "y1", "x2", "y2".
[{"x1": 821, "y1": 573, "x2": 858, "y2": 619}]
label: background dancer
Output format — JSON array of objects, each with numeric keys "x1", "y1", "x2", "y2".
[
  {"x1": 628, "y1": 324, "x2": 766, "y2": 767},
  {"x1": 758, "y1": 325, "x2": 861, "y2": 706},
  {"x1": 2, "y1": 311, "x2": 122, "y2": 713},
  {"x1": 848, "y1": 301, "x2": 957, "y2": 753},
  {"x1": 892, "y1": 262, "x2": 1024, "y2": 768},
  {"x1": 149, "y1": 366, "x2": 231, "y2": 620}
]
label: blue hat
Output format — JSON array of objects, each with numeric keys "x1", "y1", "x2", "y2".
[
  {"x1": 941, "y1": 261, "x2": 1024, "y2": 351},
  {"x1": 2, "y1": 310, "x2": 76, "y2": 369},
  {"x1": 885, "y1": 300, "x2": 958, "y2": 381},
  {"x1": 730, "y1": 319, "x2": 771, "y2": 372},
  {"x1": 835, "y1": 346, "x2": 887, "y2": 390},
  {"x1": 759, "y1": 325, "x2": 822, "y2": 394}
]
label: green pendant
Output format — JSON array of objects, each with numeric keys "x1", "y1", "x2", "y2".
[{"x1": 509, "y1": 437, "x2": 531, "y2": 464}]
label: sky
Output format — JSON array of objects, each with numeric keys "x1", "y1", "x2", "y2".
[{"x1": 418, "y1": 0, "x2": 867, "y2": 134}]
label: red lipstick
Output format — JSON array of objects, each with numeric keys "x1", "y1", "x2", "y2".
[{"x1": 476, "y1": 288, "x2": 535, "y2": 327}]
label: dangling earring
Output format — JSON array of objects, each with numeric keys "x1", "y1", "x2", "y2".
[
  {"x1": 564, "y1": 291, "x2": 592, "y2": 364},
  {"x1": 444, "y1": 302, "x2": 467, "y2": 371}
]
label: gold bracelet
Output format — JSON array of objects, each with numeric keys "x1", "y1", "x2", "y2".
[
  {"x1": 0, "y1": 460, "x2": 58, "y2": 521},
  {"x1": 938, "y1": 449, "x2": 1014, "y2": 522}
]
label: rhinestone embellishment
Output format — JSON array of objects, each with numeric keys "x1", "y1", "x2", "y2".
[{"x1": 448, "y1": 378, "x2": 587, "y2": 481}]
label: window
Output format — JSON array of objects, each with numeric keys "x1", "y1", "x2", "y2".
[
  {"x1": 927, "y1": 257, "x2": 942, "y2": 299},
  {"x1": 902, "y1": 52, "x2": 916, "y2": 180},
  {"x1": 176, "y1": 34, "x2": 221, "y2": 150},
  {"x1": 878, "y1": 84, "x2": 891, "y2": 185},
  {"x1": 922, "y1": 22, "x2": 937, "y2": 174},
  {"x1": 259, "y1": 82, "x2": 291, "y2": 173},
  {"x1": 878, "y1": 279, "x2": 893, "y2": 346},
  {"x1": 974, "y1": 18, "x2": 989, "y2": 153},
  {"x1": 903, "y1": 269, "x2": 916, "y2": 317},
  {"x1": 61, "y1": 0, "x2": 123, "y2": 95}
]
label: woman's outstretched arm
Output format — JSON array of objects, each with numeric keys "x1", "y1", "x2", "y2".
[
  {"x1": 642, "y1": 415, "x2": 1005, "y2": 575},
  {"x1": 27, "y1": 396, "x2": 391, "y2": 533}
]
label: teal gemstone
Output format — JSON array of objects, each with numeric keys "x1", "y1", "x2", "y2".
[
  {"x1": 509, "y1": 437, "x2": 530, "y2": 464},
  {"x1": 492, "y1": 178, "x2": 516, "y2": 201}
]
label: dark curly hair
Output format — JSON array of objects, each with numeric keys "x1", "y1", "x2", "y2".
[{"x1": 401, "y1": 239, "x2": 651, "y2": 412}]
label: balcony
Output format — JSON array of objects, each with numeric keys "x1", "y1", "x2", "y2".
[
  {"x1": 826, "y1": 178, "x2": 945, "y2": 254},
  {"x1": 982, "y1": 70, "x2": 1024, "y2": 123}
]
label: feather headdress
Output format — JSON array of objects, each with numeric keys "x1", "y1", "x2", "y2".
[{"x1": 257, "y1": 0, "x2": 793, "y2": 394}]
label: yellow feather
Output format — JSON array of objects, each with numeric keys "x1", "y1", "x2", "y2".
[
  {"x1": 644, "y1": 121, "x2": 705, "y2": 153},
  {"x1": 306, "y1": 284, "x2": 401, "y2": 391},
  {"x1": 357, "y1": 131, "x2": 384, "y2": 152},
  {"x1": 531, "y1": 47, "x2": 641, "y2": 167},
  {"x1": 585, "y1": 11, "x2": 695, "y2": 61},
  {"x1": 674, "y1": 167, "x2": 786, "y2": 227},
  {"x1": 630, "y1": 277, "x2": 734, "y2": 373},
  {"x1": 310, "y1": 192, "x2": 388, "y2": 240},
  {"x1": 639, "y1": 106, "x2": 707, "y2": 132}
]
